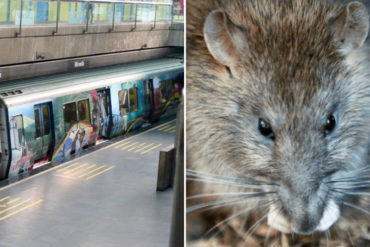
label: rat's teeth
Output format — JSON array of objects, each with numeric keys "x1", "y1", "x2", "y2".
[
  {"x1": 267, "y1": 204, "x2": 292, "y2": 234},
  {"x1": 316, "y1": 200, "x2": 340, "y2": 231}
]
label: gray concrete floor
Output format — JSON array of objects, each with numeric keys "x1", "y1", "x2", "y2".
[{"x1": 0, "y1": 120, "x2": 177, "y2": 247}]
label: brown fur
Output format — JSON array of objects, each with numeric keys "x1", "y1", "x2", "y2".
[{"x1": 187, "y1": 0, "x2": 370, "y2": 246}]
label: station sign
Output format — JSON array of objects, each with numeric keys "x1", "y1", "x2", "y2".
[{"x1": 69, "y1": 60, "x2": 89, "y2": 71}]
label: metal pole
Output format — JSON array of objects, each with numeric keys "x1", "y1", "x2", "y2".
[
  {"x1": 169, "y1": 100, "x2": 184, "y2": 247},
  {"x1": 15, "y1": 0, "x2": 23, "y2": 37},
  {"x1": 151, "y1": 5, "x2": 157, "y2": 30},
  {"x1": 109, "y1": 4, "x2": 115, "y2": 32},
  {"x1": 83, "y1": 3, "x2": 89, "y2": 33},
  {"x1": 53, "y1": 0, "x2": 60, "y2": 35},
  {"x1": 6, "y1": 0, "x2": 11, "y2": 23},
  {"x1": 170, "y1": 0, "x2": 174, "y2": 30},
  {"x1": 131, "y1": 3, "x2": 137, "y2": 31}
]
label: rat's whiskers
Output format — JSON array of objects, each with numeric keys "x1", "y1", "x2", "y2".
[
  {"x1": 205, "y1": 200, "x2": 275, "y2": 240},
  {"x1": 187, "y1": 191, "x2": 275, "y2": 213},
  {"x1": 187, "y1": 169, "x2": 277, "y2": 186},
  {"x1": 187, "y1": 191, "x2": 276, "y2": 200},
  {"x1": 342, "y1": 201, "x2": 370, "y2": 215}
]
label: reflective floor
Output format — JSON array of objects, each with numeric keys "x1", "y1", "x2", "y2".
[{"x1": 0, "y1": 120, "x2": 176, "y2": 247}]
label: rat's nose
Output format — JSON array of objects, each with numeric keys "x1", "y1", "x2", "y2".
[
  {"x1": 267, "y1": 199, "x2": 340, "y2": 235},
  {"x1": 291, "y1": 213, "x2": 320, "y2": 234},
  {"x1": 291, "y1": 199, "x2": 340, "y2": 234},
  {"x1": 267, "y1": 203, "x2": 319, "y2": 235},
  {"x1": 286, "y1": 197, "x2": 323, "y2": 235}
]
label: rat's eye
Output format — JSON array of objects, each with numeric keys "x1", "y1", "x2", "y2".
[
  {"x1": 325, "y1": 114, "x2": 336, "y2": 135},
  {"x1": 258, "y1": 118, "x2": 275, "y2": 140}
]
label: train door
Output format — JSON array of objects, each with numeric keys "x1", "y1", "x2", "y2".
[
  {"x1": 0, "y1": 104, "x2": 10, "y2": 179},
  {"x1": 118, "y1": 84, "x2": 141, "y2": 132},
  {"x1": 150, "y1": 77, "x2": 163, "y2": 120},
  {"x1": 34, "y1": 102, "x2": 54, "y2": 160},
  {"x1": 143, "y1": 79, "x2": 154, "y2": 117},
  {"x1": 9, "y1": 114, "x2": 27, "y2": 176},
  {"x1": 97, "y1": 89, "x2": 112, "y2": 138}
]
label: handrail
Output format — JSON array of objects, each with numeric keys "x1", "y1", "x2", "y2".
[
  {"x1": 78, "y1": 0, "x2": 172, "y2": 6},
  {"x1": 0, "y1": 0, "x2": 182, "y2": 38},
  {"x1": 36, "y1": 0, "x2": 172, "y2": 6}
]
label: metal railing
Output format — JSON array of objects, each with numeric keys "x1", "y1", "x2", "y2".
[{"x1": 0, "y1": 0, "x2": 183, "y2": 37}]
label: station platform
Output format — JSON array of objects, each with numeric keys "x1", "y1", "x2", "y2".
[{"x1": 0, "y1": 119, "x2": 177, "y2": 247}]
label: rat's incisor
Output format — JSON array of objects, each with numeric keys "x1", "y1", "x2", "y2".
[{"x1": 187, "y1": 0, "x2": 370, "y2": 244}]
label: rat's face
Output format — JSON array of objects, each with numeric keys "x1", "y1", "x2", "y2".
[
  {"x1": 198, "y1": 0, "x2": 369, "y2": 235},
  {"x1": 230, "y1": 76, "x2": 368, "y2": 234}
]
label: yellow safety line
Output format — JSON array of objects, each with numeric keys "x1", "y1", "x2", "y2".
[
  {"x1": 0, "y1": 199, "x2": 32, "y2": 214},
  {"x1": 134, "y1": 143, "x2": 155, "y2": 153},
  {"x1": 127, "y1": 142, "x2": 146, "y2": 152},
  {"x1": 141, "y1": 144, "x2": 162, "y2": 154},
  {"x1": 0, "y1": 196, "x2": 10, "y2": 202},
  {"x1": 161, "y1": 125, "x2": 176, "y2": 131},
  {"x1": 69, "y1": 164, "x2": 97, "y2": 176},
  {"x1": 7, "y1": 197, "x2": 21, "y2": 205},
  {"x1": 148, "y1": 119, "x2": 176, "y2": 131},
  {"x1": 165, "y1": 125, "x2": 177, "y2": 130},
  {"x1": 57, "y1": 162, "x2": 79, "y2": 172},
  {"x1": 0, "y1": 120, "x2": 176, "y2": 193},
  {"x1": 162, "y1": 125, "x2": 176, "y2": 132},
  {"x1": 0, "y1": 200, "x2": 43, "y2": 221},
  {"x1": 78, "y1": 165, "x2": 106, "y2": 178},
  {"x1": 113, "y1": 141, "x2": 131, "y2": 149},
  {"x1": 121, "y1": 142, "x2": 139, "y2": 151},
  {"x1": 170, "y1": 130, "x2": 176, "y2": 133},
  {"x1": 158, "y1": 124, "x2": 172, "y2": 131},
  {"x1": 63, "y1": 163, "x2": 88, "y2": 174},
  {"x1": 95, "y1": 119, "x2": 175, "y2": 151},
  {"x1": 86, "y1": 166, "x2": 115, "y2": 181}
]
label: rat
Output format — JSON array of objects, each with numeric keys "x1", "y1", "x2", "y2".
[{"x1": 186, "y1": 0, "x2": 370, "y2": 245}]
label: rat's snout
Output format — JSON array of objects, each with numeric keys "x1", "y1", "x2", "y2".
[
  {"x1": 283, "y1": 196, "x2": 322, "y2": 234},
  {"x1": 275, "y1": 185, "x2": 324, "y2": 234},
  {"x1": 268, "y1": 182, "x2": 341, "y2": 235},
  {"x1": 268, "y1": 127, "x2": 342, "y2": 234},
  {"x1": 269, "y1": 127, "x2": 342, "y2": 234}
]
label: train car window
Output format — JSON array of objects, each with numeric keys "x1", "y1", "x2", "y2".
[
  {"x1": 34, "y1": 109, "x2": 41, "y2": 138},
  {"x1": 77, "y1": 99, "x2": 91, "y2": 123},
  {"x1": 42, "y1": 107, "x2": 50, "y2": 135},
  {"x1": 118, "y1": 90, "x2": 129, "y2": 115},
  {"x1": 13, "y1": 115, "x2": 24, "y2": 148},
  {"x1": 63, "y1": 102, "x2": 77, "y2": 131},
  {"x1": 160, "y1": 80, "x2": 171, "y2": 104},
  {"x1": 129, "y1": 87, "x2": 138, "y2": 112}
]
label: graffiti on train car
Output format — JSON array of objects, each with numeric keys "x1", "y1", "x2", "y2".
[
  {"x1": 5, "y1": 71, "x2": 183, "y2": 177},
  {"x1": 8, "y1": 104, "x2": 42, "y2": 176},
  {"x1": 125, "y1": 76, "x2": 183, "y2": 134},
  {"x1": 52, "y1": 89, "x2": 100, "y2": 163},
  {"x1": 7, "y1": 89, "x2": 100, "y2": 175},
  {"x1": 52, "y1": 122, "x2": 96, "y2": 163},
  {"x1": 109, "y1": 80, "x2": 142, "y2": 137}
]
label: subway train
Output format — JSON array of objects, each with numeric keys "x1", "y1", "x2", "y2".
[{"x1": 0, "y1": 56, "x2": 184, "y2": 180}]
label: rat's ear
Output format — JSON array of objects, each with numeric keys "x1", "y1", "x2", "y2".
[
  {"x1": 329, "y1": 1, "x2": 369, "y2": 54},
  {"x1": 203, "y1": 10, "x2": 249, "y2": 66}
]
